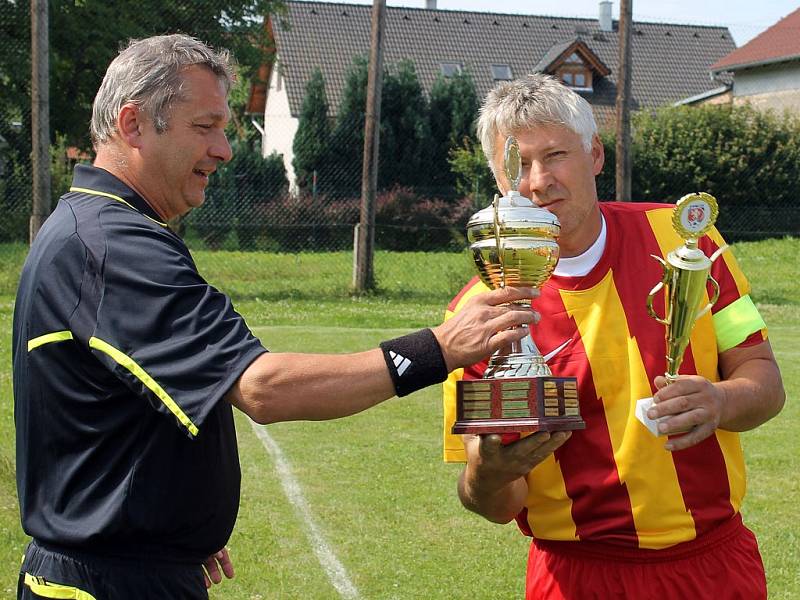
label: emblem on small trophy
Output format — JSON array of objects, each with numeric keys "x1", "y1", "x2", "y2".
[{"x1": 451, "y1": 137, "x2": 586, "y2": 435}]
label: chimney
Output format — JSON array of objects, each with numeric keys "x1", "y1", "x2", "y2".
[
  {"x1": 426, "y1": 0, "x2": 437, "y2": 9},
  {"x1": 599, "y1": 1, "x2": 613, "y2": 32}
]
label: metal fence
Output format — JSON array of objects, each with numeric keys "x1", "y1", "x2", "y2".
[{"x1": 2, "y1": 10, "x2": 798, "y2": 300}]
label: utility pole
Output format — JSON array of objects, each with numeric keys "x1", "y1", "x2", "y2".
[
  {"x1": 353, "y1": 0, "x2": 385, "y2": 292},
  {"x1": 615, "y1": 0, "x2": 632, "y2": 201},
  {"x1": 30, "y1": 0, "x2": 51, "y2": 242}
]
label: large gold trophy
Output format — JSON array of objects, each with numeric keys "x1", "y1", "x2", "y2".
[
  {"x1": 451, "y1": 137, "x2": 585, "y2": 435},
  {"x1": 646, "y1": 192, "x2": 728, "y2": 383}
]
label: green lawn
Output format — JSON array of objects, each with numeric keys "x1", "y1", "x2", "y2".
[{"x1": 0, "y1": 238, "x2": 797, "y2": 599}]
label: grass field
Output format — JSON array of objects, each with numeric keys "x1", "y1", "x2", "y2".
[{"x1": 0, "y1": 238, "x2": 797, "y2": 599}]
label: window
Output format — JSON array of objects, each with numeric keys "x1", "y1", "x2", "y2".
[
  {"x1": 440, "y1": 62, "x2": 463, "y2": 77},
  {"x1": 491, "y1": 64, "x2": 513, "y2": 80},
  {"x1": 558, "y1": 67, "x2": 592, "y2": 91}
]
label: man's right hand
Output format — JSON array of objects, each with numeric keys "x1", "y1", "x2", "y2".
[
  {"x1": 432, "y1": 286, "x2": 539, "y2": 372},
  {"x1": 458, "y1": 431, "x2": 571, "y2": 523}
]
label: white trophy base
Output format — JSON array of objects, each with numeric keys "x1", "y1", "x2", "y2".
[{"x1": 635, "y1": 397, "x2": 666, "y2": 437}]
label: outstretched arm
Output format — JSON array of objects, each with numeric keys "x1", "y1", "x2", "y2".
[{"x1": 228, "y1": 286, "x2": 539, "y2": 424}]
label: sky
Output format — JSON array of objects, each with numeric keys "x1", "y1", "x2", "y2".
[{"x1": 321, "y1": 0, "x2": 800, "y2": 46}]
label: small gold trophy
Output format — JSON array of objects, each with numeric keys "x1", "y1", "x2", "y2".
[
  {"x1": 451, "y1": 137, "x2": 586, "y2": 435},
  {"x1": 646, "y1": 192, "x2": 729, "y2": 384}
]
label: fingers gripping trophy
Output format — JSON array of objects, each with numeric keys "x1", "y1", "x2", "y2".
[{"x1": 451, "y1": 137, "x2": 586, "y2": 435}]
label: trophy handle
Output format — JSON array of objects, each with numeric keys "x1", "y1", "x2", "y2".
[
  {"x1": 646, "y1": 255, "x2": 671, "y2": 325},
  {"x1": 694, "y1": 244, "x2": 726, "y2": 319},
  {"x1": 492, "y1": 194, "x2": 506, "y2": 289},
  {"x1": 708, "y1": 243, "x2": 729, "y2": 264},
  {"x1": 696, "y1": 274, "x2": 721, "y2": 319}
]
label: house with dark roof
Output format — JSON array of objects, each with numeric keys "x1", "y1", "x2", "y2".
[
  {"x1": 248, "y1": 0, "x2": 735, "y2": 187},
  {"x1": 706, "y1": 7, "x2": 800, "y2": 114}
]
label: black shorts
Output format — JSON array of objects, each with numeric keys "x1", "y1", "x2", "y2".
[{"x1": 18, "y1": 540, "x2": 208, "y2": 600}]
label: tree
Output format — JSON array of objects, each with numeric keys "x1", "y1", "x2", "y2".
[
  {"x1": 630, "y1": 103, "x2": 800, "y2": 236},
  {"x1": 0, "y1": 0, "x2": 285, "y2": 151},
  {"x1": 292, "y1": 68, "x2": 331, "y2": 194},
  {"x1": 631, "y1": 104, "x2": 800, "y2": 207},
  {"x1": 379, "y1": 60, "x2": 431, "y2": 190},
  {"x1": 448, "y1": 137, "x2": 496, "y2": 210},
  {"x1": 428, "y1": 70, "x2": 479, "y2": 194},
  {"x1": 193, "y1": 142, "x2": 288, "y2": 250},
  {"x1": 327, "y1": 55, "x2": 369, "y2": 198}
]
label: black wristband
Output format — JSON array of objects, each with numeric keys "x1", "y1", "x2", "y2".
[{"x1": 379, "y1": 328, "x2": 448, "y2": 397}]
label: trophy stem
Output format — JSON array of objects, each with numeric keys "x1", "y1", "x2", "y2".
[{"x1": 485, "y1": 322, "x2": 553, "y2": 379}]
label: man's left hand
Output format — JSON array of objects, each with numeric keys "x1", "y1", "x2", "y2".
[
  {"x1": 203, "y1": 547, "x2": 235, "y2": 588},
  {"x1": 649, "y1": 375, "x2": 725, "y2": 452}
]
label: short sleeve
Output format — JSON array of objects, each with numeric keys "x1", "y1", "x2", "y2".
[{"x1": 79, "y1": 212, "x2": 266, "y2": 438}]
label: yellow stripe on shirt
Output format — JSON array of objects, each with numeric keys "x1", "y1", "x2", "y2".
[
  {"x1": 525, "y1": 455, "x2": 579, "y2": 541},
  {"x1": 28, "y1": 330, "x2": 74, "y2": 352},
  {"x1": 69, "y1": 186, "x2": 168, "y2": 227},
  {"x1": 560, "y1": 270, "x2": 696, "y2": 548},
  {"x1": 88, "y1": 336, "x2": 199, "y2": 437},
  {"x1": 442, "y1": 279, "x2": 490, "y2": 463}
]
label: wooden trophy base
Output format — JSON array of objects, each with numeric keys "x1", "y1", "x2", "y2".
[{"x1": 452, "y1": 377, "x2": 586, "y2": 435}]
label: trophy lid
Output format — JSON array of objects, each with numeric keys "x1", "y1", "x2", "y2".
[
  {"x1": 466, "y1": 196, "x2": 560, "y2": 241},
  {"x1": 467, "y1": 135, "x2": 560, "y2": 242}
]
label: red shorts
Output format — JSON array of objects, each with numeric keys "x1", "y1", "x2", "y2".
[{"x1": 526, "y1": 514, "x2": 766, "y2": 600}]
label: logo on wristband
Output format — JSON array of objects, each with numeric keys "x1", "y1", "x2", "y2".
[{"x1": 389, "y1": 351, "x2": 411, "y2": 376}]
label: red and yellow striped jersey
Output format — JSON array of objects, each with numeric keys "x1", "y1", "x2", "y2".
[{"x1": 443, "y1": 202, "x2": 768, "y2": 549}]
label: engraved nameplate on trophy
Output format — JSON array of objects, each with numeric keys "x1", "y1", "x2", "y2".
[{"x1": 452, "y1": 137, "x2": 586, "y2": 435}]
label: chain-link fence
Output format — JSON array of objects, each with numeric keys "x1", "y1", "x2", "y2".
[{"x1": 2, "y1": 3, "x2": 798, "y2": 300}]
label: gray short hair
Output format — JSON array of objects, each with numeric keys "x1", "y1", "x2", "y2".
[
  {"x1": 90, "y1": 34, "x2": 235, "y2": 147},
  {"x1": 477, "y1": 73, "x2": 597, "y2": 173}
]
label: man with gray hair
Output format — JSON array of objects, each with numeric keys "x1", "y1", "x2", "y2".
[
  {"x1": 442, "y1": 73, "x2": 784, "y2": 598},
  {"x1": 13, "y1": 34, "x2": 538, "y2": 599}
]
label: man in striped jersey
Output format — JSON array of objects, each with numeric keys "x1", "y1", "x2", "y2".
[{"x1": 443, "y1": 74, "x2": 784, "y2": 599}]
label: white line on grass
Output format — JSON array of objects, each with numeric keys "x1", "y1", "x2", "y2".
[{"x1": 250, "y1": 420, "x2": 360, "y2": 599}]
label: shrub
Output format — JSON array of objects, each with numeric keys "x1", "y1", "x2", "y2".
[
  {"x1": 597, "y1": 104, "x2": 800, "y2": 237},
  {"x1": 375, "y1": 186, "x2": 473, "y2": 251}
]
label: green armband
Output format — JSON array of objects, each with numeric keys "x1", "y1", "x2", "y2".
[{"x1": 713, "y1": 295, "x2": 766, "y2": 352}]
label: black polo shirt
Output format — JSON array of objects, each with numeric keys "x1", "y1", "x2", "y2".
[{"x1": 12, "y1": 164, "x2": 267, "y2": 563}]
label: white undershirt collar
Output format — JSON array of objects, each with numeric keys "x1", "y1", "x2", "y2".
[{"x1": 553, "y1": 214, "x2": 607, "y2": 278}]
